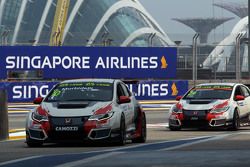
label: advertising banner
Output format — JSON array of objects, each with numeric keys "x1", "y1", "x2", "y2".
[
  {"x1": 127, "y1": 80, "x2": 188, "y2": 100},
  {"x1": 0, "y1": 80, "x2": 188, "y2": 103},
  {"x1": 0, "y1": 82, "x2": 58, "y2": 103},
  {"x1": 0, "y1": 46, "x2": 177, "y2": 79}
]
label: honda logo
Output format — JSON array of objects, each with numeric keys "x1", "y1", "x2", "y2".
[
  {"x1": 65, "y1": 118, "x2": 72, "y2": 125},
  {"x1": 193, "y1": 111, "x2": 198, "y2": 115}
]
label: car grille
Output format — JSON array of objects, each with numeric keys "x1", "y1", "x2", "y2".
[
  {"x1": 182, "y1": 120, "x2": 209, "y2": 127},
  {"x1": 183, "y1": 110, "x2": 209, "y2": 120},
  {"x1": 48, "y1": 116, "x2": 90, "y2": 140},
  {"x1": 49, "y1": 116, "x2": 90, "y2": 126}
]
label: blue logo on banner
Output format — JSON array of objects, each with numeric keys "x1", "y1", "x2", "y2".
[
  {"x1": 0, "y1": 46, "x2": 177, "y2": 79},
  {"x1": 0, "y1": 80, "x2": 188, "y2": 102}
]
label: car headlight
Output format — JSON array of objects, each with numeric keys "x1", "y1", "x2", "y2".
[
  {"x1": 88, "y1": 111, "x2": 114, "y2": 121},
  {"x1": 172, "y1": 103, "x2": 183, "y2": 114},
  {"x1": 210, "y1": 101, "x2": 229, "y2": 114},
  {"x1": 210, "y1": 106, "x2": 229, "y2": 113},
  {"x1": 32, "y1": 109, "x2": 48, "y2": 122}
]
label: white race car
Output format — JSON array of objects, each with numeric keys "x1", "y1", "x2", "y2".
[
  {"x1": 26, "y1": 79, "x2": 146, "y2": 147},
  {"x1": 169, "y1": 83, "x2": 250, "y2": 130}
]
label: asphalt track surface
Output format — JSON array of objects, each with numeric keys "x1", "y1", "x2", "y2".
[{"x1": 1, "y1": 103, "x2": 250, "y2": 167}]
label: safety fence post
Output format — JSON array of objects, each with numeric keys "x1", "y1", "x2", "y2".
[{"x1": 0, "y1": 89, "x2": 8, "y2": 141}]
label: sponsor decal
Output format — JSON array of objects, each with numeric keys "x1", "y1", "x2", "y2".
[
  {"x1": 55, "y1": 126, "x2": 78, "y2": 131},
  {"x1": 195, "y1": 85, "x2": 233, "y2": 90},
  {"x1": 94, "y1": 103, "x2": 113, "y2": 115}
]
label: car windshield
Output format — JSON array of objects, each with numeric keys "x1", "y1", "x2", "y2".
[
  {"x1": 183, "y1": 85, "x2": 233, "y2": 100},
  {"x1": 45, "y1": 82, "x2": 113, "y2": 102}
]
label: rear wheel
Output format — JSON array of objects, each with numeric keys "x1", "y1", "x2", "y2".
[
  {"x1": 26, "y1": 134, "x2": 43, "y2": 147},
  {"x1": 132, "y1": 112, "x2": 146, "y2": 143},
  {"x1": 228, "y1": 110, "x2": 240, "y2": 131},
  {"x1": 117, "y1": 114, "x2": 126, "y2": 146}
]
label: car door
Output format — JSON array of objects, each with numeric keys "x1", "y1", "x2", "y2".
[
  {"x1": 234, "y1": 86, "x2": 247, "y2": 118},
  {"x1": 116, "y1": 83, "x2": 131, "y2": 127},
  {"x1": 121, "y1": 83, "x2": 134, "y2": 126},
  {"x1": 240, "y1": 85, "x2": 250, "y2": 118}
]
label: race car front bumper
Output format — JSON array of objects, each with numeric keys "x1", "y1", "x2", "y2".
[
  {"x1": 27, "y1": 126, "x2": 112, "y2": 142},
  {"x1": 169, "y1": 111, "x2": 230, "y2": 128},
  {"x1": 27, "y1": 116, "x2": 113, "y2": 142}
]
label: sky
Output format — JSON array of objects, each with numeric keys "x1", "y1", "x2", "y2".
[{"x1": 139, "y1": 0, "x2": 248, "y2": 44}]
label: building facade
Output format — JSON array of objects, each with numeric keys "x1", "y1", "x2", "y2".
[{"x1": 0, "y1": 0, "x2": 174, "y2": 47}]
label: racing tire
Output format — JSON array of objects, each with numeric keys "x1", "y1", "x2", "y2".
[
  {"x1": 248, "y1": 113, "x2": 250, "y2": 124},
  {"x1": 117, "y1": 114, "x2": 126, "y2": 146},
  {"x1": 169, "y1": 125, "x2": 181, "y2": 131},
  {"x1": 26, "y1": 135, "x2": 43, "y2": 147},
  {"x1": 228, "y1": 110, "x2": 240, "y2": 131},
  {"x1": 132, "y1": 112, "x2": 146, "y2": 143}
]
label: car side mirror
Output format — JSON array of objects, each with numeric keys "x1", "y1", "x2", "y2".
[
  {"x1": 235, "y1": 95, "x2": 245, "y2": 101},
  {"x1": 176, "y1": 96, "x2": 182, "y2": 101},
  {"x1": 33, "y1": 97, "x2": 43, "y2": 104},
  {"x1": 119, "y1": 96, "x2": 131, "y2": 104}
]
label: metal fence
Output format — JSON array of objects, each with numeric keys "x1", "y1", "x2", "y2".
[{"x1": 175, "y1": 42, "x2": 249, "y2": 80}]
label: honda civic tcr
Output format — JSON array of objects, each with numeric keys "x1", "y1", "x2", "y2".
[
  {"x1": 169, "y1": 83, "x2": 250, "y2": 130},
  {"x1": 26, "y1": 79, "x2": 146, "y2": 147}
]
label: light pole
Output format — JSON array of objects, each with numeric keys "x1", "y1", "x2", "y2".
[
  {"x1": 148, "y1": 33, "x2": 156, "y2": 47},
  {"x1": 86, "y1": 39, "x2": 95, "y2": 47},
  {"x1": 1, "y1": 30, "x2": 10, "y2": 45},
  {"x1": 174, "y1": 40, "x2": 182, "y2": 67},
  {"x1": 236, "y1": 32, "x2": 244, "y2": 81},
  {"x1": 29, "y1": 39, "x2": 36, "y2": 46},
  {"x1": 249, "y1": 0, "x2": 250, "y2": 78},
  {"x1": 192, "y1": 33, "x2": 199, "y2": 85}
]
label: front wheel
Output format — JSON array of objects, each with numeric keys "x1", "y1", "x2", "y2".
[
  {"x1": 117, "y1": 114, "x2": 126, "y2": 146},
  {"x1": 228, "y1": 110, "x2": 240, "y2": 131},
  {"x1": 132, "y1": 112, "x2": 146, "y2": 143},
  {"x1": 169, "y1": 125, "x2": 181, "y2": 131}
]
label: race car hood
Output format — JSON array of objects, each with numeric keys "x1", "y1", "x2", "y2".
[
  {"x1": 180, "y1": 99, "x2": 228, "y2": 110},
  {"x1": 40, "y1": 101, "x2": 112, "y2": 117}
]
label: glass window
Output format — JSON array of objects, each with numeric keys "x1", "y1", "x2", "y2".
[
  {"x1": 16, "y1": 0, "x2": 47, "y2": 44},
  {"x1": 94, "y1": 7, "x2": 151, "y2": 46},
  {"x1": 45, "y1": 82, "x2": 114, "y2": 102},
  {"x1": 183, "y1": 85, "x2": 233, "y2": 100},
  {"x1": 121, "y1": 84, "x2": 131, "y2": 97},
  {"x1": 64, "y1": 0, "x2": 117, "y2": 45},
  {"x1": 117, "y1": 84, "x2": 125, "y2": 98},
  {"x1": 241, "y1": 86, "x2": 250, "y2": 97},
  {"x1": 234, "y1": 86, "x2": 244, "y2": 96},
  {"x1": 39, "y1": 0, "x2": 57, "y2": 45}
]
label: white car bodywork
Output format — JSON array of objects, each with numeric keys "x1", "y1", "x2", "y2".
[
  {"x1": 26, "y1": 79, "x2": 146, "y2": 146},
  {"x1": 169, "y1": 83, "x2": 250, "y2": 130}
]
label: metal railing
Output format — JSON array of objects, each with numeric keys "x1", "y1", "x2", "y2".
[{"x1": 0, "y1": 31, "x2": 249, "y2": 81}]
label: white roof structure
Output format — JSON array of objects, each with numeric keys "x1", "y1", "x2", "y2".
[
  {"x1": 0, "y1": 0, "x2": 175, "y2": 47},
  {"x1": 203, "y1": 16, "x2": 248, "y2": 72}
]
